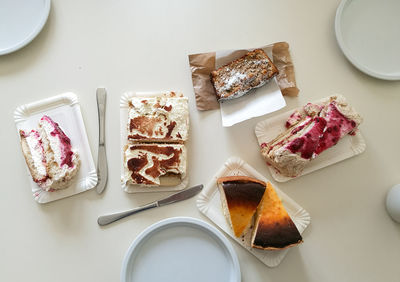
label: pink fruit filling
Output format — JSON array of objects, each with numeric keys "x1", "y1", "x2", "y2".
[
  {"x1": 286, "y1": 117, "x2": 327, "y2": 159},
  {"x1": 41, "y1": 115, "x2": 74, "y2": 167},
  {"x1": 314, "y1": 103, "x2": 357, "y2": 155}
]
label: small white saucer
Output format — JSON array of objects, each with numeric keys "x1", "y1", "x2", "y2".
[
  {"x1": 335, "y1": 0, "x2": 400, "y2": 80},
  {"x1": 0, "y1": 0, "x2": 51, "y2": 55}
]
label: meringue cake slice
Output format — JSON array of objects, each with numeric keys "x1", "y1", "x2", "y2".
[
  {"x1": 217, "y1": 176, "x2": 266, "y2": 237},
  {"x1": 251, "y1": 182, "x2": 302, "y2": 250}
]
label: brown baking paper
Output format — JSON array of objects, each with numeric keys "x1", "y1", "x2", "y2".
[{"x1": 188, "y1": 42, "x2": 299, "y2": 111}]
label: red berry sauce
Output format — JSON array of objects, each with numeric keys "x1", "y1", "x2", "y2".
[
  {"x1": 314, "y1": 103, "x2": 357, "y2": 155},
  {"x1": 41, "y1": 115, "x2": 74, "y2": 167},
  {"x1": 286, "y1": 117, "x2": 327, "y2": 159}
]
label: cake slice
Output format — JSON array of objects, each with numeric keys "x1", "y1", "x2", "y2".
[
  {"x1": 127, "y1": 96, "x2": 189, "y2": 143},
  {"x1": 19, "y1": 115, "x2": 80, "y2": 191},
  {"x1": 217, "y1": 176, "x2": 266, "y2": 237},
  {"x1": 19, "y1": 129, "x2": 51, "y2": 188},
  {"x1": 123, "y1": 143, "x2": 186, "y2": 186},
  {"x1": 261, "y1": 95, "x2": 362, "y2": 177},
  {"x1": 210, "y1": 49, "x2": 278, "y2": 101},
  {"x1": 251, "y1": 182, "x2": 302, "y2": 250}
]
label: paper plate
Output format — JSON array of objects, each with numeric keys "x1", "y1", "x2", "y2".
[
  {"x1": 335, "y1": 0, "x2": 400, "y2": 80},
  {"x1": 14, "y1": 93, "x2": 98, "y2": 203},
  {"x1": 121, "y1": 217, "x2": 240, "y2": 282},
  {"x1": 197, "y1": 156, "x2": 310, "y2": 267},
  {"x1": 0, "y1": 0, "x2": 51, "y2": 55}
]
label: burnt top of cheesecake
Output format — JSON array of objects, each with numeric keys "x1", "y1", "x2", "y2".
[
  {"x1": 252, "y1": 182, "x2": 302, "y2": 250},
  {"x1": 217, "y1": 176, "x2": 267, "y2": 237},
  {"x1": 217, "y1": 176, "x2": 267, "y2": 207}
]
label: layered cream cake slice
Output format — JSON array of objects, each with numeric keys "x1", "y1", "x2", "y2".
[
  {"x1": 261, "y1": 116, "x2": 327, "y2": 177},
  {"x1": 127, "y1": 95, "x2": 189, "y2": 143},
  {"x1": 261, "y1": 95, "x2": 362, "y2": 177},
  {"x1": 123, "y1": 143, "x2": 187, "y2": 186},
  {"x1": 251, "y1": 182, "x2": 302, "y2": 250},
  {"x1": 217, "y1": 176, "x2": 266, "y2": 237},
  {"x1": 19, "y1": 129, "x2": 51, "y2": 188},
  {"x1": 20, "y1": 115, "x2": 80, "y2": 191}
]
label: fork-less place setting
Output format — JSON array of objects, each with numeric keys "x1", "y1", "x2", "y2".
[{"x1": 2, "y1": 1, "x2": 400, "y2": 282}]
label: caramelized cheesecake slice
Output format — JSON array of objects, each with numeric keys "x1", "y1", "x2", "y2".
[
  {"x1": 123, "y1": 143, "x2": 186, "y2": 186},
  {"x1": 127, "y1": 96, "x2": 189, "y2": 143},
  {"x1": 251, "y1": 182, "x2": 302, "y2": 250},
  {"x1": 217, "y1": 176, "x2": 266, "y2": 237}
]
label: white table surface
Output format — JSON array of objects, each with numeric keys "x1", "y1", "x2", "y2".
[{"x1": 1, "y1": 0, "x2": 400, "y2": 281}]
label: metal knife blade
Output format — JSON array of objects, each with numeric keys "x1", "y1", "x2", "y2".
[
  {"x1": 97, "y1": 184, "x2": 203, "y2": 226},
  {"x1": 157, "y1": 184, "x2": 203, "y2": 207},
  {"x1": 96, "y1": 88, "x2": 108, "y2": 194}
]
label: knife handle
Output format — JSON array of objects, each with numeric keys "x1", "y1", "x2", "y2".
[
  {"x1": 96, "y1": 88, "x2": 107, "y2": 146},
  {"x1": 97, "y1": 202, "x2": 158, "y2": 226}
]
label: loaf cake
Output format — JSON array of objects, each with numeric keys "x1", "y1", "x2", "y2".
[
  {"x1": 127, "y1": 96, "x2": 189, "y2": 143},
  {"x1": 251, "y1": 182, "x2": 302, "y2": 250},
  {"x1": 123, "y1": 143, "x2": 186, "y2": 186},
  {"x1": 210, "y1": 49, "x2": 278, "y2": 101},
  {"x1": 261, "y1": 95, "x2": 363, "y2": 177},
  {"x1": 217, "y1": 176, "x2": 266, "y2": 237},
  {"x1": 19, "y1": 115, "x2": 80, "y2": 191}
]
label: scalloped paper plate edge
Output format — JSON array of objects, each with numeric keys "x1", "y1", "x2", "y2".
[{"x1": 15, "y1": 92, "x2": 97, "y2": 204}]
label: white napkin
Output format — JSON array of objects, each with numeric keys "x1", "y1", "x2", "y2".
[{"x1": 219, "y1": 77, "x2": 286, "y2": 127}]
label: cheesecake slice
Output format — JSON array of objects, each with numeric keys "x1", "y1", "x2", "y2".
[
  {"x1": 217, "y1": 176, "x2": 266, "y2": 237},
  {"x1": 251, "y1": 182, "x2": 302, "y2": 250}
]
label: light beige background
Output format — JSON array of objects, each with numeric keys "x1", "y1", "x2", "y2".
[{"x1": 1, "y1": 0, "x2": 400, "y2": 281}]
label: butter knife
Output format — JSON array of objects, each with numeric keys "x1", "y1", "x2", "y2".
[
  {"x1": 97, "y1": 184, "x2": 203, "y2": 226},
  {"x1": 96, "y1": 88, "x2": 108, "y2": 194}
]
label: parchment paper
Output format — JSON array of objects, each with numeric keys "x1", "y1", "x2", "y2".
[{"x1": 188, "y1": 42, "x2": 299, "y2": 111}]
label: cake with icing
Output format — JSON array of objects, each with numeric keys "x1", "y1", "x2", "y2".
[
  {"x1": 123, "y1": 143, "x2": 186, "y2": 186},
  {"x1": 261, "y1": 95, "x2": 362, "y2": 177},
  {"x1": 127, "y1": 95, "x2": 189, "y2": 143},
  {"x1": 19, "y1": 115, "x2": 80, "y2": 191}
]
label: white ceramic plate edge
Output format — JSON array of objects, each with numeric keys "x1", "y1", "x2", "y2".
[
  {"x1": 120, "y1": 217, "x2": 241, "y2": 282},
  {"x1": 0, "y1": 0, "x2": 51, "y2": 55},
  {"x1": 335, "y1": 0, "x2": 400, "y2": 80}
]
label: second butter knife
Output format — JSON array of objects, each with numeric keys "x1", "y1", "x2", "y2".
[
  {"x1": 97, "y1": 184, "x2": 203, "y2": 226},
  {"x1": 96, "y1": 88, "x2": 108, "y2": 194}
]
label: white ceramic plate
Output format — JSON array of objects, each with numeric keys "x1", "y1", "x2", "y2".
[
  {"x1": 121, "y1": 217, "x2": 240, "y2": 282},
  {"x1": 335, "y1": 0, "x2": 400, "y2": 80},
  {"x1": 0, "y1": 0, "x2": 51, "y2": 55},
  {"x1": 14, "y1": 93, "x2": 98, "y2": 203},
  {"x1": 120, "y1": 91, "x2": 189, "y2": 193},
  {"x1": 197, "y1": 156, "x2": 310, "y2": 267},
  {"x1": 255, "y1": 98, "x2": 366, "y2": 182}
]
